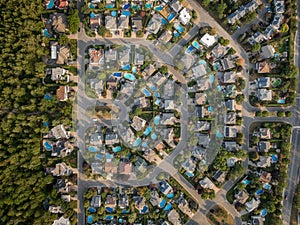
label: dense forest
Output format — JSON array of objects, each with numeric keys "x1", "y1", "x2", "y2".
[{"x1": 0, "y1": 0, "x2": 73, "y2": 224}]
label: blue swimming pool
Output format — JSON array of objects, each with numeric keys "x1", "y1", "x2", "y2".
[
  {"x1": 122, "y1": 11, "x2": 131, "y2": 16},
  {"x1": 278, "y1": 99, "x2": 285, "y2": 104},
  {"x1": 106, "y1": 4, "x2": 115, "y2": 9},
  {"x1": 209, "y1": 74, "x2": 215, "y2": 83},
  {"x1": 43, "y1": 29, "x2": 50, "y2": 38},
  {"x1": 261, "y1": 208, "x2": 267, "y2": 217},
  {"x1": 123, "y1": 3, "x2": 130, "y2": 9},
  {"x1": 121, "y1": 209, "x2": 129, "y2": 213},
  {"x1": 263, "y1": 183, "x2": 271, "y2": 190},
  {"x1": 88, "y1": 207, "x2": 96, "y2": 213},
  {"x1": 186, "y1": 45, "x2": 195, "y2": 54},
  {"x1": 164, "y1": 203, "x2": 172, "y2": 211},
  {"x1": 214, "y1": 63, "x2": 219, "y2": 70},
  {"x1": 216, "y1": 130, "x2": 223, "y2": 138},
  {"x1": 242, "y1": 179, "x2": 250, "y2": 185},
  {"x1": 145, "y1": 3, "x2": 152, "y2": 8},
  {"x1": 87, "y1": 215, "x2": 93, "y2": 224},
  {"x1": 142, "y1": 88, "x2": 151, "y2": 97},
  {"x1": 47, "y1": 0, "x2": 54, "y2": 9},
  {"x1": 43, "y1": 122, "x2": 49, "y2": 127},
  {"x1": 155, "y1": 5, "x2": 163, "y2": 11},
  {"x1": 105, "y1": 215, "x2": 113, "y2": 220},
  {"x1": 88, "y1": 3, "x2": 95, "y2": 9},
  {"x1": 122, "y1": 64, "x2": 131, "y2": 70},
  {"x1": 140, "y1": 205, "x2": 148, "y2": 214},
  {"x1": 155, "y1": 99, "x2": 161, "y2": 105},
  {"x1": 106, "y1": 153, "x2": 113, "y2": 159},
  {"x1": 151, "y1": 133, "x2": 157, "y2": 140},
  {"x1": 44, "y1": 141, "x2": 53, "y2": 151},
  {"x1": 144, "y1": 126, "x2": 152, "y2": 136},
  {"x1": 124, "y1": 73, "x2": 136, "y2": 81},
  {"x1": 217, "y1": 85, "x2": 222, "y2": 92},
  {"x1": 113, "y1": 146, "x2": 122, "y2": 153},
  {"x1": 142, "y1": 142, "x2": 148, "y2": 148},
  {"x1": 161, "y1": 18, "x2": 168, "y2": 25},
  {"x1": 159, "y1": 198, "x2": 166, "y2": 208},
  {"x1": 132, "y1": 66, "x2": 137, "y2": 74},
  {"x1": 174, "y1": 31, "x2": 180, "y2": 37},
  {"x1": 175, "y1": 24, "x2": 184, "y2": 33},
  {"x1": 154, "y1": 92, "x2": 160, "y2": 98},
  {"x1": 167, "y1": 13, "x2": 175, "y2": 21},
  {"x1": 88, "y1": 146, "x2": 98, "y2": 152},
  {"x1": 150, "y1": 85, "x2": 157, "y2": 91},
  {"x1": 113, "y1": 72, "x2": 122, "y2": 77},
  {"x1": 90, "y1": 12, "x2": 95, "y2": 18},
  {"x1": 44, "y1": 94, "x2": 52, "y2": 100},
  {"x1": 271, "y1": 154, "x2": 278, "y2": 162},
  {"x1": 133, "y1": 138, "x2": 141, "y2": 147},
  {"x1": 106, "y1": 207, "x2": 114, "y2": 213},
  {"x1": 154, "y1": 116, "x2": 160, "y2": 125},
  {"x1": 255, "y1": 189, "x2": 264, "y2": 195},
  {"x1": 185, "y1": 171, "x2": 194, "y2": 177},
  {"x1": 208, "y1": 106, "x2": 213, "y2": 112},
  {"x1": 111, "y1": 11, "x2": 117, "y2": 17},
  {"x1": 166, "y1": 193, "x2": 174, "y2": 199},
  {"x1": 95, "y1": 154, "x2": 103, "y2": 160},
  {"x1": 192, "y1": 40, "x2": 201, "y2": 49}
]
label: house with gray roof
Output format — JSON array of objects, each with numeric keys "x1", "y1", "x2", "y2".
[
  {"x1": 198, "y1": 133, "x2": 210, "y2": 148},
  {"x1": 105, "y1": 15, "x2": 117, "y2": 30},
  {"x1": 169, "y1": 0, "x2": 182, "y2": 12},
  {"x1": 224, "y1": 126, "x2": 237, "y2": 138},
  {"x1": 146, "y1": 14, "x2": 162, "y2": 34},
  {"x1": 225, "y1": 112, "x2": 236, "y2": 125},
  {"x1": 118, "y1": 15, "x2": 129, "y2": 30}
]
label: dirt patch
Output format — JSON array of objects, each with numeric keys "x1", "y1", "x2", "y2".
[{"x1": 206, "y1": 205, "x2": 234, "y2": 225}]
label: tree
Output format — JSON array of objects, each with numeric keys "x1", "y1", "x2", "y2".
[
  {"x1": 228, "y1": 163, "x2": 246, "y2": 180},
  {"x1": 236, "y1": 183, "x2": 246, "y2": 191},
  {"x1": 98, "y1": 25, "x2": 109, "y2": 36},
  {"x1": 219, "y1": 37, "x2": 230, "y2": 46},
  {"x1": 236, "y1": 94, "x2": 244, "y2": 104},
  {"x1": 216, "y1": 3, "x2": 227, "y2": 19},
  {"x1": 235, "y1": 58, "x2": 245, "y2": 67},
  {"x1": 280, "y1": 23, "x2": 289, "y2": 33},
  {"x1": 251, "y1": 43, "x2": 261, "y2": 52},
  {"x1": 202, "y1": 0, "x2": 210, "y2": 7},
  {"x1": 159, "y1": 65, "x2": 168, "y2": 74},
  {"x1": 68, "y1": 9, "x2": 80, "y2": 33},
  {"x1": 227, "y1": 48, "x2": 236, "y2": 55},
  {"x1": 277, "y1": 111, "x2": 285, "y2": 117},
  {"x1": 285, "y1": 111, "x2": 292, "y2": 117}
]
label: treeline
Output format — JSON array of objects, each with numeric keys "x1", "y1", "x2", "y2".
[{"x1": 0, "y1": 0, "x2": 71, "y2": 224}]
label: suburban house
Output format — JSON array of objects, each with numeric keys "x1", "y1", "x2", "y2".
[
  {"x1": 257, "y1": 77, "x2": 271, "y2": 88},
  {"x1": 226, "y1": 157, "x2": 238, "y2": 167},
  {"x1": 213, "y1": 170, "x2": 226, "y2": 183},
  {"x1": 119, "y1": 161, "x2": 132, "y2": 175},
  {"x1": 199, "y1": 177, "x2": 217, "y2": 191},
  {"x1": 256, "y1": 61, "x2": 270, "y2": 73},
  {"x1": 134, "y1": 52, "x2": 145, "y2": 65},
  {"x1": 49, "y1": 205, "x2": 63, "y2": 214},
  {"x1": 55, "y1": 179, "x2": 70, "y2": 194},
  {"x1": 89, "y1": 78, "x2": 104, "y2": 96},
  {"x1": 249, "y1": 32, "x2": 266, "y2": 45},
  {"x1": 118, "y1": 191, "x2": 129, "y2": 209},
  {"x1": 257, "y1": 156, "x2": 272, "y2": 168},
  {"x1": 220, "y1": 57, "x2": 236, "y2": 71},
  {"x1": 50, "y1": 67, "x2": 68, "y2": 81},
  {"x1": 90, "y1": 132, "x2": 103, "y2": 146},
  {"x1": 90, "y1": 14, "x2": 101, "y2": 31},
  {"x1": 234, "y1": 190, "x2": 249, "y2": 204},
  {"x1": 195, "y1": 92, "x2": 207, "y2": 105},
  {"x1": 260, "y1": 45, "x2": 275, "y2": 59},
  {"x1": 160, "y1": 180, "x2": 173, "y2": 196},
  {"x1": 224, "y1": 141, "x2": 238, "y2": 151},
  {"x1": 105, "y1": 194, "x2": 117, "y2": 211},
  {"x1": 163, "y1": 128, "x2": 175, "y2": 147},
  {"x1": 50, "y1": 13, "x2": 68, "y2": 33},
  {"x1": 135, "y1": 157, "x2": 148, "y2": 173},
  {"x1": 224, "y1": 126, "x2": 237, "y2": 138},
  {"x1": 51, "y1": 162, "x2": 73, "y2": 176},
  {"x1": 119, "y1": 48, "x2": 131, "y2": 66},
  {"x1": 181, "y1": 158, "x2": 196, "y2": 175},
  {"x1": 260, "y1": 171, "x2": 272, "y2": 183},
  {"x1": 52, "y1": 216, "x2": 70, "y2": 225},
  {"x1": 89, "y1": 48, "x2": 104, "y2": 65},
  {"x1": 51, "y1": 124, "x2": 69, "y2": 139},
  {"x1": 146, "y1": 14, "x2": 163, "y2": 34},
  {"x1": 179, "y1": 8, "x2": 191, "y2": 25},
  {"x1": 105, "y1": 16, "x2": 117, "y2": 31},
  {"x1": 168, "y1": 209, "x2": 181, "y2": 225},
  {"x1": 251, "y1": 216, "x2": 265, "y2": 225},
  {"x1": 258, "y1": 141, "x2": 271, "y2": 152},
  {"x1": 150, "y1": 190, "x2": 161, "y2": 207},
  {"x1": 57, "y1": 46, "x2": 70, "y2": 65},
  {"x1": 159, "y1": 30, "x2": 173, "y2": 44},
  {"x1": 133, "y1": 195, "x2": 148, "y2": 213},
  {"x1": 118, "y1": 15, "x2": 129, "y2": 30},
  {"x1": 142, "y1": 64, "x2": 156, "y2": 76},
  {"x1": 198, "y1": 133, "x2": 210, "y2": 148},
  {"x1": 105, "y1": 49, "x2": 117, "y2": 63},
  {"x1": 196, "y1": 106, "x2": 209, "y2": 118},
  {"x1": 200, "y1": 33, "x2": 216, "y2": 48},
  {"x1": 195, "y1": 121, "x2": 210, "y2": 132},
  {"x1": 131, "y1": 116, "x2": 147, "y2": 131},
  {"x1": 56, "y1": 85, "x2": 69, "y2": 101},
  {"x1": 210, "y1": 43, "x2": 229, "y2": 60},
  {"x1": 176, "y1": 195, "x2": 194, "y2": 217},
  {"x1": 259, "y1": 128, "x2": 271, "y2": 139},
  {"x1": 169, "y1": 0, "x2": 182, "y2": 12},
  {"x1": 222, "y1": 71, "x2": 237, "y2": 84},
  {"x1": 225, "y1": 112, "x2": 236, "y2": 125},
  {"x1": 227, "y1": 0, "x2": 260, "y2": 24},
  {"x1": 105, "y1": 130, "x2": 119, "y2": 145},
  {"x1": 192, "y1": 64, "x2": 208, "y2": 78},
  {"x1": 91, "y1": 195, "x2": 101, "y2": 208},
  {"x1": 257, "y1": 89, "x2": 272, "y2": 101},
  {"x1": 245, "y1": 198, "x2": 260, "y2": 212},
  {"x1": 161, "y1": 113, "x2": 176, "y2": 125},
  {"x1": 226, "y1": 99, "x2": 236, "y2": 111},
  {"x1": 132, "y1": 17, "x2": 143, "y2": 31},
  {"x1": 105, "y1": 161, "x2": 118, "y2": 174}
]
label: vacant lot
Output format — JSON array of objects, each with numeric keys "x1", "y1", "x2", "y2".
[{"x1": 206, "y1": 205, "x2": 234, "y2": 225}]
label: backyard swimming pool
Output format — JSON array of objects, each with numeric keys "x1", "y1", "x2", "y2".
[
  {"x1": 95, "y1": 154, "x2": 103, "y2": 160},
  {"x1": 255, "y1": 189, "x2": 264, "y2": 195},
  {"x1": 106, "y1": 207, "x2": 114, "y2": 213},
  {"x1": 88, "y1": 207, "x2": 96, "y2": 213},
  {"x1": 208, "y1": 106, "x2": 213, "y2": 112},
  {"x1": 123, "y1": 3, "x2": 130, "y2": 9},
  {"x1": 185, "y1": 171, "x2": 194, "y2": 177},
  {"x1": 132, "y1": 66, "x2": 137, "y2": 74},
  {"x1": 154, "y1": 116, "x2": 160, "y2": 125},
  {"x1": 113, "y1": 72, "x2": 122, "y2": 77},
  {"x1": 133, "y1": 138, "x2": 141, "y2": 147},
  {"x1": 192, "y1": 40, "x2": 201, "y2": 49},
  {"x1": 88, "y1": 146, "x2": 98, "y2": 152},
  {"x1": 150, "y1": 85, "x2": 157, "y2": 91},
  {"x1": 159, "y1": 198, "x2": 166, "y2": 208},
  {"x1": 154, "y1": 92, "x2": 160, "y2": 98},
  {"x1": 44, "y1": 141, "x2": 53, "y2": 151},
  {"x1": 166, "y1": 193, "x2": 174, "y2": 199},
  {"x1": 124, "y1": 73, "x2": 136, "y2": 81},
  {"x1": 44, "y1": 94, "x2": 52, "y2": 100},
  {"x1": 111, "y1": 11, "x2": 117, "y2": 17},
  {"x1": 164, "y1": 203, "x2": 172, "y2": 211},
  {"x1": 143, "y1": 126, "x2": 152, "y2": 136},
  {"x1": 161, "y1": 18, "x2": 168, "y2": 25},
  {"x1": 43, "y1": 29, "x2": 50, "y2": 38},
  {"x1": 87, "y1": 215, "x2": 93, "y2": 224},
  {"x1": 263, "y1": 183, "x2": 271, "y2": 190},
  {"x1": 113, "y1": 146, "x2": 122, "y2": 153},
  {"x1": 271, "y1": 154, "x2": 278, "y2": 163},
  {"x1": 217, "y1": 85, "x2": 222, "y2": 92},
  {"x1": 122, "y1": 11, "x2": 131, "y2": 16},
  {"x1": 216, "y1": 130, "x2": 223, "y2": 138},
  {"x1": 43, "y1": 122, "x2": 49, "y2": 127},
  {"x1": 122, "y1": 64, "x2": 131, "y2": 70},
  {"x1": 167, "y1": 13, "x2": 175, "y2": 21},
  {"x1": 90, "y1": 12, "x2": 95, "y2": 18},
  {"x1": 88, "y1": 3, "x2": 95, "y2": 9},
  {"x1": 155, "y1": 5, "x2": 163, "y2": 11},
  {"x1": 209, "y1": 74, "x2": 215, "y2": 83},
  {"x1": 47, "y1": 0, "x2": 54, "y2": 9},
  {"x1": 174, "y1": 24, "x2": 184, "y2": 33},
  {"x1": 151, "y1": 133, "x2": 157, "y2": 140},
  {"x1": 105, "y1": 215, "x2": 113, "y2": 220},
  {"x1": 142, "y1": 142, "x2": 148, "y2": 148},
  {"x1": 140, "y1": 205, "x2": 148, "y2": 214},
  {"x1": 105, "y1": 4, "x2": 115, "y2": 9},
  {"x1": 277, "y1": 99, "x2": 285, "y2": 104},
  {"x1": 145, "y1": 3, "x2": 152, "y2": 8},
  {"x1": 185, "y1": 45, "x2": 195, "y2": 54},
  {"x1": 142, "y1": 88, "x2": 151, "y2": 97},
  {"x1": 261, "y1": 208, "x2": 267, "y2": 217},
  {"x1": 154, "y1": 99, "x2": 161, "y2": 105},
  {"x1": 174, "y1": 31, "x2": 179, "y2": 37},
  {"x1": 242, "y1": 179, "x2": 250, "y2": 185}
]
